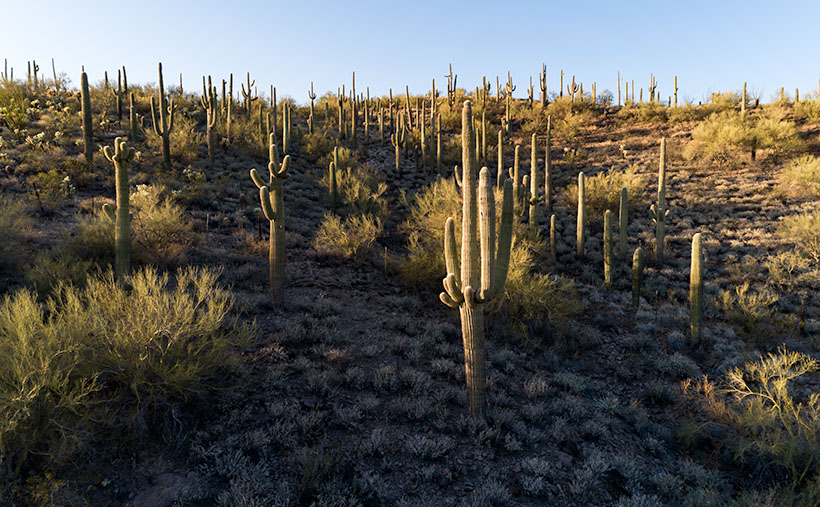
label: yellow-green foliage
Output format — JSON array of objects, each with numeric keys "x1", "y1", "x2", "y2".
[
  {"x1": 684, "y1": 111, "x2": 803, "y2": 167},
  {"x1": 686, "y1": 348, "x2": 820, "y2": 492},
  {"x1": 779, "y1": 211, "x2": 820, "y2": 261},
  {"x1": 313, "y1": 212, "x2": 382, "y2": 260},
  {"x1": 145, "y1": 114, "x2": 203, "y2": 164},
  {"x1": 400, "y1": 177, "x2": 581, "y2": 334},
  {"x1": 27, "y1": 249, "x2": 95, "y2": 296},
  {"x1": 778, "y1": 155, "x2": 820, "y2": 198},
  {"x1": 793, "y1": 100, "x2": 820, "y2": 123},
  {"x1": 765, "y1": 250, "x2": 810, "y2": 288},
  {"x1": 74, "y1": 184, "x2": 193, "y2": 265},
  {"x1": 563, "y1": 164, "x2": 645, "y2": 220},
  {"x1": 0, "y1": 266, "x2": 248, "y2": 476},
  {"x1": 0, "y1": 83, "x2": 29, "y2": 130},
  {"x1": 717, "y1": 282, "x2": 779, "y2": 343},
  {"x1": 0, "y1": 195, "x2": 31, "y2": 268},
  {"x1": 319, "y1": 163, "x2": 388, "y2": 219},
  {"x1": 28, "y1": 169, "x2": 75, "y2": 213},
  {"x1": 615, "y1": 102, "x2": 668, "y2": 123}
]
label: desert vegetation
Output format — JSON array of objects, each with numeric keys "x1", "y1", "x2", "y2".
[{"x1": 1, "y1": 57, "x2": 820, "y2": 505}]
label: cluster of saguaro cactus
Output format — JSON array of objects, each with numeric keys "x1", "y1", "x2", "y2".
[
  {"x1": 80, "y1": 69, "x2": 94, "y2": 165},
  {"x1": 649, "y1": 138, "x2": 670, "y2": 263},
  {"x1": 101, "y1": 138, "x2": 135, "y2": 282},
  {"x1": 251, "y1": 133, "x2": 290, "y2": 305},
  {"x1": 150, "y1": 62, "x2": 175, "y2": 169},
  {"x1": 200, "y1": 76, "x2": 218, "y2": 163},
  {"x1": 440, "y1": 101, "x2": 514, "y2": 419}
]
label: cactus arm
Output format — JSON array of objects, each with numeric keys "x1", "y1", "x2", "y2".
[
  {"x1": 102, "y1": 203, "x2": 115, "y2": 222},
  {"x1": 444, "y1": 217, "x2": 461, "y2": 288},
  {"x1": 440, "y1": 291, "x2": 460, "y2": 308},
  {"x1": 461, "y1": 101, "x2": 479, "y2": 291},
  {"x1": 250, "y1": 169, "x2": 267, "y2": 189},
  {"x1": 454, "y1": 165, "x2": 462, "y2": 188},
  {"x1": 259, "y1": 187, "x2": 275, "y2": 221},
  {"x1": 150, "y1": 96, "x2": 160, "y2": 136},
  {"x1": 486, "y1": 178, "x2": 514, "y2": 302}
]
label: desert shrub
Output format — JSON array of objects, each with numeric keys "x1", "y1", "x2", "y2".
[
  {"x1": 74, "y1": 184, "x2": 193, "y2": 265},
  {"x1": 144, "y1": 114, "x2": 202, "y2": 164},
  {"x1": 562, "y1": 164, "x2": 646, "y2": 220},
  {"x1": 0, "y1": 195, "x2": 32, "y2": 269},
  {"x1": 684, "y1": 111, "x2": 802, "y2": 167},
  {"x1": 302, "y1": 128, "x2": 337, "y2": 163},
  {"x1": 765, "y1": 250, "x2": 810, "y2": 288},
  {"x1": 717, "y1": 282, "x2": 779, "y2": 344},
  {"x1": 27, "y1": 168, "x2": 75, "y2": 213},
  {"x1": 615, "y1": 103, "x2": 668, "y2": 123},
  {"x1": 27, "y1": 249, "x2": 95, "y2": 296},
  {"x1": 0, "y1": 266, "x2": 248, "y2": 478},
  {"x1": 777, "y1": 155, "x2": 820, "y2": 198},
  {"x1": 794, "y1": 100, "x2": 820, "y2": 123},
  {"x1": 313, "y1": 213, "x2": 382, "y2": 260},
  {"x1": 779, "y1": 211, "x2": 820, "y2": 261},
  {"x1": 319, "y1": 164, "x2": 388, "y2": 219},
  {"x1": 0, "y1": 84, "x2": 29, "y2": 130},
  {"x1": 684, "y1": 348, "x2": 820, "y2": 494}
]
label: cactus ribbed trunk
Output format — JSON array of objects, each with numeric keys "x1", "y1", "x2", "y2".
[
  {"x1": 653, "y1": 138, "x2": 668, "y2": 263},
  {"x1": 604, "y1": 210, "x2": 613, "y2": 288},
  {"x1": 528, "y1": 133, "x2": 539, "y2": 238},
  {"x1": 129, "y1": 92, "x2": 138, "y2": 141},
  {"x1": 81, "y1": 71, "x2": 93, "y2": 165},
  {"x1": 151, "y1": 63, "x2": 175, "y2": 169},
  {"x1": 270, "y1": 178, "x2": 285, "y2": 305},
  {"x1": 459, "y1": 304, "x2": 485, "y2": 416},
  {"x1": 577, "y1": 172, "x2": 585, "y2": 258},
  {"x1": 497, "y1": 130, "x2": 503, "y2": 188},
  {"x1": 632, "y1": 247, "x2": 644, "y2": 308},
  {"x1": 690, "y1": 233, "x2": 703, "y2": 342},
  {"x1": 545, "y1": 116, "x2": 552, "y2": 213}
]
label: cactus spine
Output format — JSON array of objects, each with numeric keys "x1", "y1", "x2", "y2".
[
  {"x1": 632, "y1": 247, "x2": 644, "y2": 308},
  {"x1": 251, "y1": 134, "x2": 290, "y2": 306},
  {"x1": 577, "y1": 172, "x2": 585, "y2": 258},
  {"x1": 80, "y1": 70, "x2": 94, "y2": 165},
  {"x1": 604, "y1": 210, "x2": 613, "y2": 288},
  {"x1": 650, "y1": 138, "x2": 669, "y2": 263},
  {"x1": 440, "y1": 101, "x2": 514, "y2": 419},
  {"x1": 690, "y1": 233, "x2": 703, "y2": 342},
  {"x1": 101, "y1": 138, "x2": 135, "y2": 281},
  {"x1": 150, "y1": 62, "x2": 175, "y2": 169},
  {"x1": 619, "y1": 187, "x2": 628, "y2": 258}
]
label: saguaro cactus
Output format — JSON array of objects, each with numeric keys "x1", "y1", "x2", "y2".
[
  {"x1": 632, "y1": 247, "x2": 644, "y2": 308},
  {"x1": 577, "y1": 172, "x2": 585, "y2": 258},
  {"x1": 112, "y1": 69, "x2": 124, "y2": 122},
  {"x1": 544, "y1": 116, "x2": 552, "y2": 213},
  {"x1": 650, "y1": 138, "x2": 670, "y2": 263},
  {"x1": 129, "y1": 92, "x2": 139, "y2": 141},
  {"x1": 549, "y1": 214, "x2": 557, "y2": 264},
  {"x1": 251, "y1": 134, "x2": 290, "y2": 305},
  {"x1": 528, "y1": 133, "x2": 540, "y2": 238},
  {"x1": 690, "y1": 233, "x2": 703, "y2": 342},
  {"x1": 440, "y1": 100, "x2": 514, "y2": 420},
  {"x1": 328, "y1": 160, "x2": 337, "y2": 212},
  {"x1": 308, "y1": 82, "x2": 317, "y2": 134},
  {"x1": 539, "y1": 63, "x2": 548, "y2": 107},
  {"x1": 80, "y1": 70, "x2": 93, "y2": 165},
  {"x1": 604, "y1": 210, "x2": 613, "y2": 287},
  {"x1": 150, "y1": 62, "x2": 175, "y2": 169},
  {"x1": 391, "y1": 121, "x2": 405, "y2": 172},
  {"x1": 241, "y1": 72, "x2": 257, "y2": 116},
  {"x1": 101, "y1": 138, "x2": 135, "y2": 281},
  {"x1": 496, "y1": 130, "x2": 504, "y2": 188},
  {"x1": 619, "y1": 187, "x2": 628, "y2": 258},
  {"x1": 200, "y1": 76, "x2": 218, "y2": 163}
]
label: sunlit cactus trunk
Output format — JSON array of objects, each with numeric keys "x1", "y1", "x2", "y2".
[
  {"x1": 80, "y1": 70, "x2": 93, "y2": 165},
  {"x1": 150, "y1": 62, "x2": 175, "y2": 169},
  {"x1": 440, "y1": 101, "x2": 514, "y2": 419},
  {"x1": 101, "y1": 138, "x2": 135, "y2": 282},
  {"x1": 251, "y1": 134, "x2": 290, "y2": 306},
  {"x1": 650, "y1": 138, "x2": 670, "y2": 263},
  {"x1": 690, "y1": 233, "x2": 703, "y2": 342}
]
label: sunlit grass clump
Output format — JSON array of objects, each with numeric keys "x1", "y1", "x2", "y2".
[{"x1": 0, "y1": 266, "x2": 249, "y2": 477}]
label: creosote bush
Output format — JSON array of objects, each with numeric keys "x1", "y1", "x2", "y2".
[
  {"x1": 777, "y1": 155, "x2": 820, "y2": 198},
  {"x1": 144, "y1": 114, "x2": 202, "y2": 165},
  {"x1": 319, "y1": 163, "x2": 388, "y2": 219},
  {"x1": 778, "y1": 211, "x2": 820, "y2": 261},
  {"x1": 0, "y1": 266, "x2": 249, "y2": 478},
  {"x1": 74, "y1": 184, "x2": 193, "y2": 266},
  {"x1": 563, "y1": 164, "x2": 645, "y2": 220},
  {"x1": 313, "y1": 212, "x2": 382, "y2": 261},
  {"x1": 684, "y1": 348, "x2": 820, "y2": 498},
  {"x1": 717, "y1": 282, "x2": 779, "y2": 345}
]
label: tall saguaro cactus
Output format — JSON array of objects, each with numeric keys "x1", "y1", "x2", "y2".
[
  {"x1": 690, "y1": 233, "x2": 703, "y2": 342},
  {"x1": 544, "y1": 116, "x2": 552, "y2": 213},
  {"x1": 577, "y1": 172, "x2": 585, "y2": 258},
  {"x1": 619, "y1": 187, "x2": 628, "y2": 258},
  {"x1": 440, "y1": 101, "x2": 514, "y2": 420},
  {"x1": 603, "y1": 210, "x2": 613, "y2": 287},
  {"x1": 528, "y1": 133, "x2": 540, "y2": 238},
  {"x1": 80, "y1": 70, "x2": 94, "y2": 165},
  {"x1": 251, "y1": 134, "x2": 290, "y2": 306},
  {"x1": 150, "y1": 62, "x2": 175, "y2": 169},
  {"x1": 101, "y1": 138, "x2": 135, "y2": 281},
  {"x1": 650, "y1": 138, "x2": 670, "y2": 263},
  {"x1": 200, "y1": 76, "x2": 218, "y2": 164}
]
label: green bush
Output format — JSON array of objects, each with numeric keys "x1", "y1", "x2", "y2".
[
  {"x1": 313, "y1": 212, "x2": 382, "y2": 261},
  {"x1": 779, "y1": 211, "x2": 820, "y2": 261},
  {"x1": 562, "y1": 164, "x2": 646, "y2": 221},
  {"x1": 144, "y1": 114, "x2": 203, "y2": 165},
  {"x1": 73, "y1": 184, "x2": 193, "y2": 266},
  {"x1": 778, "y1": 155, "x2": 820, "y2": 198},
  {"x1": 685, "y1": 348, "x2": 820, "y2": 495},
  {"x1": 794, "y1": 100, "x2": 820, "y2": 123},
  {"x1": 28, "y1": 169, "x2": 75, "y2": 214},
  {"x1": 319, "y1": 164, "x2": 388, "y2": 219},
  {"x1": 0, "y1": 266, "x2": 249, "y2": 478},
  {"x1": 717, "y1": 282, "x2": 779, "y2": 345},
  {"x1": 0, "y1": 195, "x2": 32, "y2": 269},
  {"x1": 27, "y1": 249, "x2": 95, "y2": 296}
]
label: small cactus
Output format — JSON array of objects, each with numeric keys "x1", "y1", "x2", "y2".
[
  {"x1": 690, "y1": 233, "x2": 703, "y2": 342},
  {"x1": 549, "y1": 214, "x2": 557, "y2": 265},
  {"x1": 101, "y1": 137, "x2": 135, "y2": 282},
  {"x1": 632, "y1": 247, "x2": 644, "y2": 308},
  {"x1": 577, "y1": 171, "x2": 585, "y2": 258},
  {"x1": 250, "y1": 134, "x2": 290, "y2": 305}
]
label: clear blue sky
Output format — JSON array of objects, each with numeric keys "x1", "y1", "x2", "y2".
[{"x1": 2, "y1": 0, "x2": 818, "y2": 104}]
